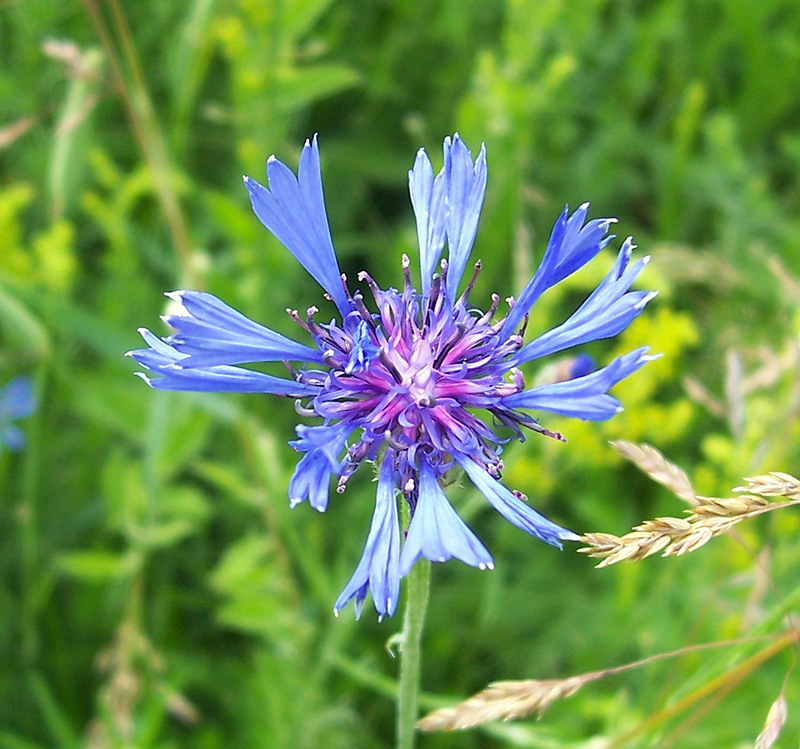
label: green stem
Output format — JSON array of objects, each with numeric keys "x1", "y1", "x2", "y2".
[{"x1": 396, "y1": 502, "x2": 431, "y2": 749}]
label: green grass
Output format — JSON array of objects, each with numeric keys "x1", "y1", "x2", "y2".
[{"x1": 1, "y1": 0, "x2": 800, "y2": 746}]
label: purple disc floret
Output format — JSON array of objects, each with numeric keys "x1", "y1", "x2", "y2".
[{"x1": 128, "y1": 134, "x2": 656, "y2": 619}]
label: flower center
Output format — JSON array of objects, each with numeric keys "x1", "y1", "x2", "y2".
[
  {"x1": 290, "y1": 256, "x2": 544, "y2": 492},
  {"x1": 393, "y1": 336, "x2": 437, "y2": 407}
]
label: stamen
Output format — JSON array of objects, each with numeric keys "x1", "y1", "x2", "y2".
[
  {"x1": 305, "y1": 307, "x2": 326, "y2": 338},
  {"x1": 357, "y1": 270, "x2": 389, "y2": 316},
  {"x1": 401, "y1": 254, "x2": 412, "y2": 291},
  {"x1": 384, "y1": 430, "x2": 409, "y2": 451},
  {"x1": 322, "y1": 349, "x2": 341, "y2": 369},
  {"x1": 294, "y1": 400, "x2": 317, "y2": 417},
  {"x1": 517, "y1": 312, "x2": 529, "y2": 337},
  {"x1": 456, "y1": 260, "x2": 482, "y2": 308},
  {"x1": 357, "y1": 270, "x2": 380, "y2": 295},
  {"x1": 527, "y1": 421, "x2": 567, "y2": 443},
  {"x1": 352, "y1": 292, "x2": 375, "y2": 327},
  {"x1": 425, "y1": 273, "x2": 442, "y2": 321},
  {"x1": 378, "y1": 349, "x2": 403, "y2": 384},
  {"x1": 339, "y1": 272, "x2": 352, "y2": 301},
  {"x1": 286, "y1": 308, "x2": 310, "y2": 332},
  {"x1": 433, "y1": 322, "x2": 469, "y2": 368},
  {"x1": 476, "y1": 294, "x2": 500, "y2": 326}
]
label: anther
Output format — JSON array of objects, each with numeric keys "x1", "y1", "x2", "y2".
[
  {"x1": 286, "y1": 308, "x2": 311, "y2": 332},
  {"x1": 357, "y1": 270, "x2": 384, "y2": 307}
]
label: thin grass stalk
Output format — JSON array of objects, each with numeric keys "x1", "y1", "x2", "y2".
[
  {"x1": 607, "y1": 631, "x2": 798, "y2": 748},
  {"x1": 418, "y1": 630, "x2": 792, "y2": 732},
  {"x1": 81, "y1": 0, "x2": 195, "y2": 285}
]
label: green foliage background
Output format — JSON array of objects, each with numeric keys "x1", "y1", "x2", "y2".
[{"x1": 1, "y1": 0, "x2": 800, "y2": 746}]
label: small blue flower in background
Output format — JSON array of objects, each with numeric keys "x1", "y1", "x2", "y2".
[
  {"x1": 129, "y1": 134, "x2": 656, "y2": 619},
  {"x1": 0, "y1": 376, "x2": 36, "y2": 453}
]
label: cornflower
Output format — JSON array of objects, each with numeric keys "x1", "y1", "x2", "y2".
[
  {"x1": 0, "y1": 376, "x2": 36, "y2": 453},
  {"x1": 129, "y1": 134, "x2": 655, "y2": 619}
]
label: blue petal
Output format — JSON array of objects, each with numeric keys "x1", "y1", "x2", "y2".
[
  {"x1": 409, "y1": 148, "x2": 447, "y2": 294},
  {"x1": 503, "y1": 347, "x2": 655, "y2": 421},
  {"x1": 288, "y1": 424, "x2": 351, "y2": 512},
  {"x1": 128, "y1": 329, "x2": 319, "y2": 396},
  {"x1": 162, "y1": 290, "x2": 323, "y2": 368},
  {"x1": 334, "y1": 456, "x2": 401, "y2": 619},
  {"x1": 500, "y1": 207, "x2": 566, "y2": 338},
  {"x1": 456, "y1": 456, "x2": 579, "y2": 547},
  {"x1": 509, "y1": 238, "x2": 656, "y2": 367},
  {"x1": 244, "y1": 135, "x2": 350, "y2": 315},
  {"x1": 289, "y1": 423, "x2": 350, "y2": 470},
  {"x1": 501, "y1": 204, "x2": 616, "y2": 338},
  {"x1": 444, "y1": 135, "x2": 488, "y2": 299},
  {"x1": 0, "y1": 376, "x2": 36, "y2": 420},
  {"x1": 550, "y1": 203, "x2": 617, "y2": 285},
  {"x1": 399, "y1": 459, "x2": 493, "y2": 577},
  {"x1": 288, "y1": 451, "x2": 333, "y2": 512}
]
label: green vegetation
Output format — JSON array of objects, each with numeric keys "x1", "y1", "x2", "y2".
[{"x1": 2, "y1": 0, "x2": 800, "y2": 746}]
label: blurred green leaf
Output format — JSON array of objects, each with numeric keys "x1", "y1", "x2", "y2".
[
  {"x1": 57, "y1": 550, "x2": 139, "y2": 582},
  {"x1": 273, "y1": 64, "x2": 360, "y2": 111},
  {"x1": 27, "y1": 673, "x2": 80, "y2": 749},
  {"x1": 193, "y1": 460, "x2": 261, "y2": 508},
  {"x1": 0, "y1": 733, "x2": 50, "y2": 749},
  {"x1": 154, "y1": 398, "x2": 214, "y2": 482},
  {"x1": 69, "y1": 374, "x2": 150, "y2": 443},
  {"x1": 0, "y1": 284, "x2": 50, "y2": 362},
  {"x1": 48, "y1": 46, "x2": 104, "y2": 219}
]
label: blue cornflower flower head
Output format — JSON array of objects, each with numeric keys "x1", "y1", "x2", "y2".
[
  {"x1": 0, "y1": 376, "x2": 36, "y2": 453},
  {"x1": 128, "y1": 134, "x2": 657, "y2": 619}
]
